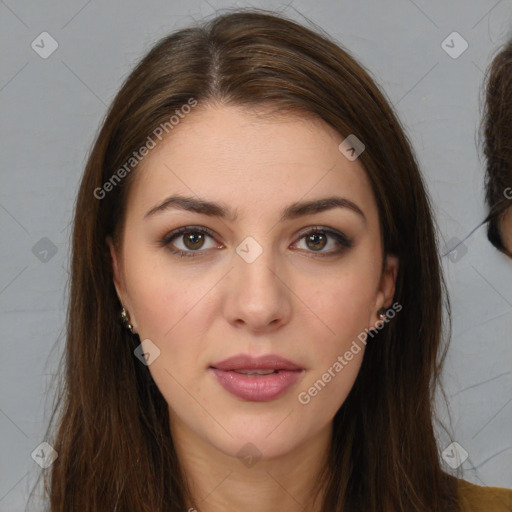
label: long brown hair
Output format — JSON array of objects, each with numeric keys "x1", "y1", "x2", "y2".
[
  {"x1": 481, "y1": 37, "x2": 512, "y2": 256},
  {"x1": 30, "y1": 8, "x2": 460, "y2": 511}
]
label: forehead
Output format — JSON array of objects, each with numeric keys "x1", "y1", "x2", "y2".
[{"x1": 125, "y1": 104, "x2": 378, "y2": 225}]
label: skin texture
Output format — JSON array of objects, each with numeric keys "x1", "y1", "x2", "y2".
[
  {"x1": 499, "y1": 206, "x2": 512, "y2": 256},
  {"x1": 108, "y1": 104, "x2": 398, "y2": 512}
]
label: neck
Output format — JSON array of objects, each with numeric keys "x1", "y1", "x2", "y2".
[{"x1": 171, "y1": 416, "x2": 332, "y2": 512}]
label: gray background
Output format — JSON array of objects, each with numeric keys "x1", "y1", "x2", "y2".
[{"x1": 1, "y1": 0, "x2": 511, "y2": 510}]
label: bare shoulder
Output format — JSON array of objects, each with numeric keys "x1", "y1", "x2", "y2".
[{"x1": 457, "y1": 479, "x2": 512, "y2": 512}]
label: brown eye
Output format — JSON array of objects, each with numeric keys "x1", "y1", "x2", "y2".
[
  {"x1": 294, "y1": 227, "x2": 353, "y2": 257},
  {"x1": 305, "y1": 232, "x2": 328, "y2": 251},
  {"x1": 182, "y1": 232, "x2": 206, "y2": 250},
  {"x1": 159, "y1": 226, "x2": 221, "y2": 258}
]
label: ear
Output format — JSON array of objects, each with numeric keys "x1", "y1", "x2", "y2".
[
  {"x1": 372, "y1": 254, "x2": 399, "y2": 320},
  {"x1": 107, "y1": 235, "x2": 138, "y2": 333},
  {"x1": 106, "y1": 235, "x2": 125, "y2": 305}
]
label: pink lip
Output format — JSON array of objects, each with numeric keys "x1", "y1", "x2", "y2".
[
  {"x1": 210, "y1": 354, "x2": 303, "y2": 371},
  {"x1": 209, "y1": 354, "x2": 305, "y2": 402}
]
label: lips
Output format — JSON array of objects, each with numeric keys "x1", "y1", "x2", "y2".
[
  {"x1": 232, "y1": 369, "x2": 277, "y2": 375},
  {"x1": 209, "y1": 354, "x2": 304, "y2": 402},
  {"x1": 210, "y1": 354, "x2": 303, "y2": 372}
]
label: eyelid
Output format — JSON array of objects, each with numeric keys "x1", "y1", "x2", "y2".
[
  {"x1": 158, "y1": 226, "x2": 221, "y2": 250},
  {"x1": 291, "y1": 226, "x2": 353, "y2": 256},
  {"x1": 294, "y1": 226, "x2": 352, "y2": 246}
]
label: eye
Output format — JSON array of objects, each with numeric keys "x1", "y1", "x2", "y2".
[
  {"x1": 159, "y1": 225, "x2": 353, "y2": 259},
  {"x1": 159, "y1": 226, "x2": 222, "y2": 257},
  {"x1": 293, "y1": 227, "x2": 353, "y2": 256}
]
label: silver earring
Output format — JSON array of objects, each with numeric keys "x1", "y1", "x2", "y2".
[
  {"x1": 378, "y1": 308, "x2": 387, "y2": 321},
  {"x1": 120, "y1": 306, "x2": 134, "y2": 333}
]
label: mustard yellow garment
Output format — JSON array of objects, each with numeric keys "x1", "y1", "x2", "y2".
[{"x1": 458, "y1": 479, "x2": 512, "y2": 511}]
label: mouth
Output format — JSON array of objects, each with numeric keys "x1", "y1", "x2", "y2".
[
  {"x1": 208, "y1": 354, "x2": 304, "y2": 401},
  {"x1": 229, "y1": 369, "x2": 279, "y2": 376}
]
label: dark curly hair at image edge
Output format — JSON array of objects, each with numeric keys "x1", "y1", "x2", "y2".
[
  {"x1": 481, "y1": 37, "x2": 512, "y2": 258},
  {"x1": 25, "y1": 8, "x2": 512, "y2": 512}
]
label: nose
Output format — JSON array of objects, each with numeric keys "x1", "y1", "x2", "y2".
[{"x1": 223, "y1": 242, "x2": 292, "y2": 332}]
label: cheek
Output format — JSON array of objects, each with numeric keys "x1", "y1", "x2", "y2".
[
  {"x1": 297, "y1": 268, "x2": 377, "y2": 401},
  {"x1": 128, "y1": 269, "x2": 209, "y2": 406},
  {"x1": 313, "y1": 270, "x2": 377, "y2": 345},
  {"x1": 297, "y1": 350, "x2": 363, "y2": 425},
  {"x1": 122, "y1": 250, "x2": 213, "y2": 372},
  {"x1": 123, "y1": 245, "x2": 203, "y2": 333},
  {"x1": 295, "y1": 280, "x2": 372, "y2": 423}
]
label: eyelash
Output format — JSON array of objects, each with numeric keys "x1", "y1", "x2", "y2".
[{"x1": 158, "y1": 225, "x2": 353, "y2": 259}]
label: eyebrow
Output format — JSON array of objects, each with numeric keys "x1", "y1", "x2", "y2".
[{"x1": 144, "y1": 194, "x2": 366, "y2": 224}]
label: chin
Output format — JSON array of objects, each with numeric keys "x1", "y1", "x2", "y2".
[{"x1": 211, "y1": 427, "x2": 304, "y2": 463}]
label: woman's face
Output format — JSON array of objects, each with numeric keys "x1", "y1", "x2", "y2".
[{"x1": 108, "y1": 104, "x2": 398, "y2": 460}]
